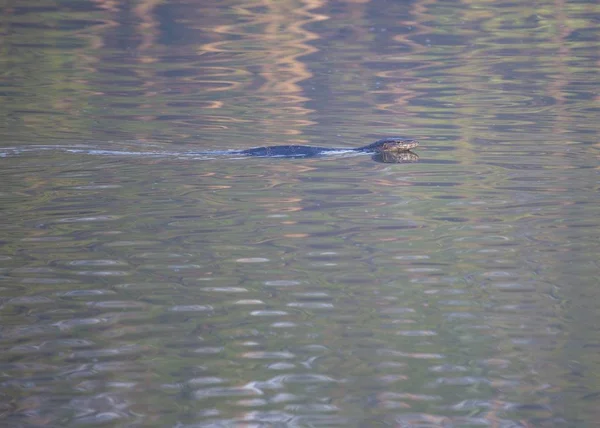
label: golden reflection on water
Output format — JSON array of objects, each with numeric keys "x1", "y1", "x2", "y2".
[
  {"x1": 199, "y1": 0, "x2": 327, "y2": 136},
  {"x1": 2, "y1": 0, "x2": 599, "y2": 149}
]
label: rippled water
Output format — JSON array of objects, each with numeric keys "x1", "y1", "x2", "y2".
[{"x1": 1, "y1": 0, "x2": 600, "y2": 426}]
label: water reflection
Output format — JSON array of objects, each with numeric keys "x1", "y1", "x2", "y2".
[{"x1": 372, "y1": 150, "x2": 419, "y2": 163}]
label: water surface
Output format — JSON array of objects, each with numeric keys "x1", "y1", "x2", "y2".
[{"x1": 1, "y1": 0, "x2": 600, "y2": 426}]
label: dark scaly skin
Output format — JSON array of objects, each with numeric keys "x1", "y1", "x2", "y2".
[{"x1": 235, "y1": 137, "x2": 419, "y2": 158}]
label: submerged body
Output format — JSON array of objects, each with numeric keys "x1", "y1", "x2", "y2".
[{"x1": 234, "y1": 137, "x2": 418, "y2": 158}]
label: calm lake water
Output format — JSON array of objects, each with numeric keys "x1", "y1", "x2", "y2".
[{"x1": 1, "y1": 0, "x2": 600, "y2": 426}]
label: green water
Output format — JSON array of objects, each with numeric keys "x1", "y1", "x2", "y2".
[{"x1": 1, "y1": 0, "x2": 599, "y2": 426}]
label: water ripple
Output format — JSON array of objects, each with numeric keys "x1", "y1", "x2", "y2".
[{"x1": 0, "y1": 0, "x2": 597, "y2": 425}]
